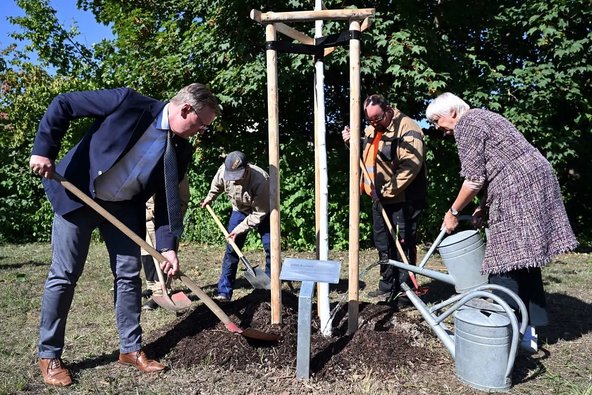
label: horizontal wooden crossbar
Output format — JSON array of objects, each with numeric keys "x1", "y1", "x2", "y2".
[{"x1": 250, "y1": 8, "x2": 375, "y2": 23}]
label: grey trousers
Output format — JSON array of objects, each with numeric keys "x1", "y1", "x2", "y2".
[{"x1": 38, "y1": 201, "x2": 144, "y2": 359}]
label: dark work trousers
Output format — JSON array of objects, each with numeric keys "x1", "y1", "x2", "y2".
[
  {"x1": 489, "y1": 267, "x2": 549, "y2": 327},
  {"x1": 372, "y1": 200, "x2": 423, "y2": 292},
  {"x1": 217, "y1": 211, "x2": 271, "y2": 299}
]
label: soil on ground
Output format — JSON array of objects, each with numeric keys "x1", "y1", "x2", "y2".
[
  {"x1": 146, "y1": 289, "x2": 445, "y2": 380},
  {"x1": 116, "y1": 252, "x2": 592, "y2": 394}
]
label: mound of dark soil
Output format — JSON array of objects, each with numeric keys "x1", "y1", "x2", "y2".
[{"x1": 146, "y1": 289, "x2": 446, "y2": 380}]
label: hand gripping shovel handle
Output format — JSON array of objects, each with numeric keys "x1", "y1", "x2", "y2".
[
  {"x1": 52, "y1": 172, "x2": 191, "y2": 312},
  {"x1": 204, "y1": 204, "x2": 257, "y2": 278},
  {"x1": 53, "y1": 174, "x2": 278, "y2": 341}
]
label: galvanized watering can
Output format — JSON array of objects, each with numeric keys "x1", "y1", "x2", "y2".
[
  {"x1": 388, "y1": 225, "x2": 529, "y2": 390},
  {"x1": 388, "y1": 228, "x2": 488, "y2": 293},
  {"x1": 401, "y1": 283, "x2": 528, "y2": 391}
]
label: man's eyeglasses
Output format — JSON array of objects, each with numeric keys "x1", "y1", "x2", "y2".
[
  {"x1": 196, "y1": 116, "x2": 210, "y2": 131},
  {"x1": 190, "y1": 105, "x2": 212, "y2": 131},
  {"x1": 368, "y1": 112, "x2": 386, "y2": 125}
]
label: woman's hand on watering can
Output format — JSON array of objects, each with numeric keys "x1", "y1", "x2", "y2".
[{"x1": 442, "y1": 210, "x2": 459, "y2": 234}]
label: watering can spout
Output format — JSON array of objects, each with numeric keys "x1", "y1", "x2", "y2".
[
  {"x1": 389, "y1": 260, "x2": 456, "y2": 286},
  {"x1": 400, "y1": 283, "x2": 456, "y2": 357}
]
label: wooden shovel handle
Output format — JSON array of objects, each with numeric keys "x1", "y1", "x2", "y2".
[
  {"x1": 53, "y1": 173, "x2": 171, "y2": 287},
  {"x1": 177, "y1": 272, "x2": 233, "y2": 326},
  {"x1": 358, "y1": 160, "x2": 419, "y2": 289},
  {"x1": 204, "y1": 204, "x2": 258, "y2": 277},
  {"x1": 53, "y1": 173, "x2": 236, "y2": 323},
  {"x1": 204, "y1": 204, "x2": 246, "y2": 259}
]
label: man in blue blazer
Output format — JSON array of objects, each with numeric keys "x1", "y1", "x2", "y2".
[{"x1": 29, "y1": 83, "x2": 219, "y2": 386}]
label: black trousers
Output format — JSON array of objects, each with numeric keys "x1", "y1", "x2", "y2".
[
  {"x1": 372, "y1": 200, "x2": 423, "y2": 292},
  {"x1": 489, "y1": 267, "x2": 549, "y2": 327}
]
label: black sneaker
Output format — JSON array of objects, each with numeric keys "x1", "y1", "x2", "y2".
[
  {"x1": 213, "y1": 294, "x2": 230, "y2": 302},
  {"x1": 141, "y1": 289, "x2": 153, "y2": 299},
  {"x1": 367, "y1": 288, "x2": 390, "y2": 298},
  {"x1": 397, "y1": 294, "x2": 414, "y2": 307},
  {"x1": 142, "y1": 298, "x2": 160, "y2": 310}
]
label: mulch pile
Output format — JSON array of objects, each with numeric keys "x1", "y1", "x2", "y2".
[{"x1": 146, "y1": 289, "x2": 444, "y2": 378}]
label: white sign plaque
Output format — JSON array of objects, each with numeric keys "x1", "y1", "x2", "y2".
[{"x1": 280, "y1": 258, "x2": 341, "y2": 284}]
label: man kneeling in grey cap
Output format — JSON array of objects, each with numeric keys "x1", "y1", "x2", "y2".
[{"x1": 201, "y1": 151, "x2": 271, "y2": 301}]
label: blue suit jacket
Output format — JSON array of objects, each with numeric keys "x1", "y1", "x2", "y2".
[{"x1": 32, "y1": 88, "x2": 193, "y2": 250}]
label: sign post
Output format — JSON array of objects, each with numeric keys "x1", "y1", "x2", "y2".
[{"x1": 280, "y1": 258, "x2": 341, "y2": 379}]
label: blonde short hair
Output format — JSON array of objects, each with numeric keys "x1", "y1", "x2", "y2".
[{"x1": 425, "y1": 92, "x2": 470, "y2": 122}]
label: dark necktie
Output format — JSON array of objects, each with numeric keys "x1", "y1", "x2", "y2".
[{"x1": 164, "y1": 131, "x2": 183, "y2": 237}]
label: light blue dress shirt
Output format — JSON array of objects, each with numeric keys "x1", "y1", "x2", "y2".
[{"x1": 95, "y1": 104, "x2": 170, "y2": 201}]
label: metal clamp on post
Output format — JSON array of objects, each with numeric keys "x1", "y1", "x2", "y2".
[{"x1": 349, "y1": 29, "x2": 362, "y2": 40}]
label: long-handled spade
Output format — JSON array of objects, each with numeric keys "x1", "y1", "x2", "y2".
[
  {"x1": 204, "y1": 204, "x2": 271, "y2": 290},
  {"x1": 358, "y1": 159, "x2": 425, "y2": 295},
  {"x1": 53, "y1": 173, "x2": 279, "y2": 342},
  {"x1": 53, "y1": 173, "x2": 191, "y2": 312}
]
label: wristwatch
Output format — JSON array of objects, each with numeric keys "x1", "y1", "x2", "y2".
[
  {"x1": 449, "y1": 207, "x2": 460, "y2": 217},
  {"x1": 159, "y1": 248, "x2": 173, "y2": 253}
]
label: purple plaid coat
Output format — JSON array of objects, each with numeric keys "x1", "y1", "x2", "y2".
[{"x1": 454, "y1": 109, "x2": 578, "y2": 274}]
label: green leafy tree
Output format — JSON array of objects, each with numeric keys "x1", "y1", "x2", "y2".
[
  {"x1": 1, "y1": 0, "x2": 590, "y2": 248},
  {"x1": 0, "y1": 0, "x2": 99, "y2": 242}
]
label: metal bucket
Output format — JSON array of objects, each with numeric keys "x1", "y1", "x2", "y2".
[
  {"x1": 438, "y1": 230, "x2": 488, "y2": 293},
  {"x1": 454, "y1": 309, "x2": 513, "y2": 391}
]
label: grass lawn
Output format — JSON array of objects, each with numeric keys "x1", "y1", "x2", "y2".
[{"x1": 0, "y1": 241, "x2": 591, "y2": 394}]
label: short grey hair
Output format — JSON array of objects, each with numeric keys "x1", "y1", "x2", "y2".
[
  {"x1": 171, "y1": 83, "x2": 221, "y2": 115},
  {"x1": 425, "y1": 92, "x2": 470, "y2": 122}
]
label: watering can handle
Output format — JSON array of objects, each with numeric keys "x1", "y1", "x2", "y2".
[
  {"x1": 419, "y1": 229, "x2": 447, "y2": 268},
  {"x1": 431, "y1": 290, "x2": 520, "y2": 380},
  {"x1": 477, "y1": 293, "x2": 520, "y2": 380},
  {"x1": 418, "y1": 215, "x2": 479, "y2": 269},
  {"x1": 472, "y1": 284, "x2": 529, "y2": 336}
]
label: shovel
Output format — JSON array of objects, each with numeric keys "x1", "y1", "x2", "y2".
[
  {"x1": 204, "y1": 204, "x2": 271, "y2": 290},
  {"x1": 177, "y1": 272, "x2": 279, "y2": 341},
  {"x1": 53, "y1": 172, "x2": 191, "y2": 312},
  {"x1": 53, "y1": 173, "x2": 279, "y2": 342},
  {"x1": 358, "y1": 159, "x2": 423, "y2": 293}
]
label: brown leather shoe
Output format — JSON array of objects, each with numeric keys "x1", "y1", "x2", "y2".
[
  {"x1": 118, "y1": 350, "x2": 166, "y2": 373},
  {"x1": 39, "y1": 358, "x2": 72, "y2": 387}
]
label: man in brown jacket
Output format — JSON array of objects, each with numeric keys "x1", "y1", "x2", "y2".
[{"x1": 344, "y1": 94, "x2": 427, "y2": 299}]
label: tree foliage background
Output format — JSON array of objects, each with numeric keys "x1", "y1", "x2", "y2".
[{"x1": 1, "y1": 0, "x2": 590, "y2": 249}]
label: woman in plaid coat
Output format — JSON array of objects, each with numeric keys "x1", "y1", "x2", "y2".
[{"x1": 426, "y1": 92, "x2": 578, "y2": 351}]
